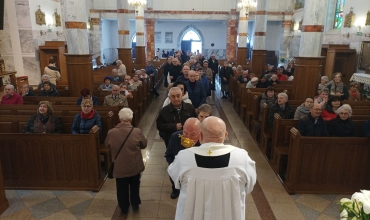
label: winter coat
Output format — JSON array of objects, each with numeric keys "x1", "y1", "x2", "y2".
[
  {"x1": 71, "y1": 110, "x2": 102, "y2": 134},
  {"x1": 294, "y1": 103, "x2": 311, "y2": 120},
  {"x1": 296, "y1": 113, "x2": 328, "y2": 137},
  {"x1": 327, "y1": 115, "x2": 356, "y2": 137}
]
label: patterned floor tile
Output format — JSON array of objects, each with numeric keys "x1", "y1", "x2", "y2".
[
  {"x1": 0, "y1": 197, "x2": 27, "y2": 217},
  {"x1": 28, "y1": 197, "x2": 66, "y2": 219},
  {"x1": 296, "y1": 203, "x2": 321, "y2": 220},
  {"x1": 323, "y1": 200, "x2": 342, "y2": 219},
  {"x1": 58, "y1": 191, "x2": 93, "y2": 208},
  {"x1": 69, "y1": 199, "x2": 93, "y2": 219},
  {"x1": 41, "y1": 209, "x2": 77, "y2": 220},
  {"x1": 20, "y1": 191, "x2": 56, "y2": 207},
  {"x1": 295, "y1": 194, "x2": 332, "y2": 213}
]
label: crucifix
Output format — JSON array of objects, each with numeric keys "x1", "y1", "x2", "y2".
[{"x1": 207, "y1": 150, "x2": 212, "y2": 156}]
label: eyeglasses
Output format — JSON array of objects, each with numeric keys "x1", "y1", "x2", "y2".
[
  {"x1": 339, "y1": 112, "x2": 349, "y2": 116},
  {"x1": 82, "y1": 105, "x2": 92, "y2": 108}
]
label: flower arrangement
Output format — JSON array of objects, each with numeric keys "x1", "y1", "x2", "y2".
[{"x1": 340, "y1": 190, "x2": 370, "y2": 220}]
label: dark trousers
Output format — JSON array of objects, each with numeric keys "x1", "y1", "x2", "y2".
[
  {"x1": 116, "y1": 173, "x2": 141, "y2": 213},
  {"x1": 169, "y1": 176, "x2": 180, "y2": 193}
]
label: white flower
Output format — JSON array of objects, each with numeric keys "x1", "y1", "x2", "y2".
[
  {"x1": 361, "y1": 190, "x2": 370, "y2": 202},
  {"x1": 340, "y1": 209, "x2": 348, "y2": 219},
  {"x1": 363, "y1": 200, "x2": 370, "y2": 214}
]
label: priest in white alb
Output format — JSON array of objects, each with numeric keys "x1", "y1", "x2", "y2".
[{"x1": 168, "y1": 116, "x2": 257, "y2": 220}]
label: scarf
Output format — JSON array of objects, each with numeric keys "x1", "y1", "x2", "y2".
[
  {"x1": 81, "y1": 109, "x2": 95, "y2": 120},
  {"x1": 330, "y1": 82, "x2": 344, "y2": 95},
  {"x1": 47, "y1": 65, "x2": 60, "y2": 71},
  {"x1": 296, "y1": 103, "x2": 311, "y2": 114},
  {"x1": 34, "y1": 113, "x2": 55, "y2": 133}
]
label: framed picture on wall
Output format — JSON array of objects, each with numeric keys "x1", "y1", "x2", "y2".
[
  {"x1": 155, "y1": 32, "x2": 161, "y2": 43},
  {"x1": 165, "y1": 32, "x2": 173, "y2": 43}
]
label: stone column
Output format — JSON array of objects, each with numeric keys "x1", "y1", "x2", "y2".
[
  {"x1": 236, "y1": 8, "x2": 248, "y2": 66},
  {"x1": 292, "y1": 0, "x2": 328, "y2": 100},
  {"x1": 117, "y1": 0, "x2": 133, "y2": 74},
  {"x1": 252, "y1": 0, "x2": 269, "y2": 76},
  {"x1": 145, "y1": 18, "x2": 155, "y2": 60},
  {"x1": 61, "y1": 0, "x2": 94, "y2": 96},
  {"x1": 135, "y1": 6, "x2": 146, "y2": 64},
  {"x1": 226, "y1": 19, "x2": 238, "y2": 62},
  {"x1": 280, "y1": 13, "x2": 293, "y2": 58}
]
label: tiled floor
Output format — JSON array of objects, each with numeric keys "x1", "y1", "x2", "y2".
[{"x1": 0, "y1": 84, "x2": 349, "y2": 219}]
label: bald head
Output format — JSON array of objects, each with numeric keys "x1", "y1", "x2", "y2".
[
  {"x1": 183, "y1": 118, "x2": 201, "y2": 144},
  {"x1": 200, "y1": 116, "x2": 228, "y2": 144}
]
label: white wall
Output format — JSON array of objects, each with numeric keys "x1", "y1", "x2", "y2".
[
  {"x1": 266, "y1": 21, "x2": 283, "y2": 52},
  {"x1": 101, "y1": 19, "x2": 119, "y2": 64}
]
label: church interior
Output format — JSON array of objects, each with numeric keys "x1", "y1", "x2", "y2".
[{"x1": 1, "y1": 0, "x2": 370, "y2": 219}]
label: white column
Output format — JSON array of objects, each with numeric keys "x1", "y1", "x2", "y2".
[
  {"x1": 254, "y1": 0, "x2": 268, "y2": 49},
  {"x1": 280, "y1": 13, "x2": 293, "y2": 58},
  {"x1": 135, "y1": 6, "x2": 145, "y2": 47},
  {"x1": 298, "y1": 0, "x2": 329, "y2": 57},
  {"x1": 117, "y1": 0, "x2": 130, "y2": 48},
  {"x1": 237, "y1": 8, "x2": 248, "y2": 48},
  {"x1": 61, "y1": 0, "x2": 89, "y2": 54}
]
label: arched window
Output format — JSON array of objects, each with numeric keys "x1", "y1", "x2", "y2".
[
  {"x1": 131, "y1": 34, "x2": 136, "y2": 59},
  {"x1": 181, "y1": 29, "x2": 202, "y2": 54},
  {"x1": 333, "y1": 0, "x2": 345, "y2": 29}
]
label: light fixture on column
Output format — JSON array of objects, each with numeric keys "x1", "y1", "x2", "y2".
[
  {"x1": 128, "y1": 0, "x2": 147, "y2": 14},
  {"x1": 237, "y1": 0, "x2": 257, "y2": 17}
]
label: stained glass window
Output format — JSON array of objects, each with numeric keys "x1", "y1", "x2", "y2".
[{"x1": 334, "y1": 0, "x2": 345, "y2": 29}]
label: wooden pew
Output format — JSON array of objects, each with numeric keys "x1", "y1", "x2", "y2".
[
  {"x1": 260, "y1": 103, "x2": 271, "y2": 159},
  {"x1": 0, "y1": 160, "x2": 8, "y2": 215},
  {"x1": 284, "y1": 128, "x2": 370, "y2": 194},
  {"x1": 0, "y1": 126, "x2": 106, "y2": 191}
]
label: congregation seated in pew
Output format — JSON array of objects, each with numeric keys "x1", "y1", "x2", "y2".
[
  {"x1": 327, "y1": 72, "x2": 349, "y2": 100},
  {"x1": 348, "y1": 82, "x2": 362, "y2": 101},
  {"x1": 237, "y1": 71, "x2": 249, "y2": 84},
  {"x1": 296, "y1": 103, "x2": 328, "y2": 136},
  {"x1": 268, "y1": 92, "x2": 294, "y2": 132},
  {"x1": 294, "y1": 97, "x2": 314, "y2": 120},
  {"x1": 37, "y1": 74, "x2": 56, "y2": 91},
  {"x1": 326, "y1": 104, "x2": 356, "y2": 137},
  {"x1": 267, "y1": 74, "x2": 281, "y2": 87},
  {"x1": 20, "y1": 84, "x2": 34, "y2": 97},
  {"x1": 100, "y1": 76, "x2": 113, "y2": 91},
  {"x1": 259, "y1": 86, "x2": 277, "y2": 114},
  {"x1": 77, "y1": 88, "x2": 99, "y2": 106},
  {"x1": 103, "y1": 85, "x2": 129, "y2": 107},
  {"x1": 23, "y1": 101, "x2": 62, "y2": 134},
  {"x1": 39, "y1": 81, "x2": 59, "y2": 97},
  {"x1": 131, "y1": 71, "x2": 143, "y2": 87},
  {"x1": 314, "y1": 88, "x2": 329, "y2": 109},
  {"x1": 246, "y1": 77, "x2": 259, "y2": 88},
  {"x1": 256, "y1": 75, "x2": 269, "y2": 88},
  {"x1": 72, "y1": 99, "x2": 102, "y2": 134}
]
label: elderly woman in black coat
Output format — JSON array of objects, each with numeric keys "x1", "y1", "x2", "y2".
[
  {"x1": 327, "y1": 104, "x2": 356, "y2": 137},
  {"x1": 23, "y1": 101, "x2": 62, "y2": 133}
]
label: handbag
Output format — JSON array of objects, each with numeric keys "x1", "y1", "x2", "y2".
[{"x1": 107, "y1": 127, "x2": 134, "y2": 179}]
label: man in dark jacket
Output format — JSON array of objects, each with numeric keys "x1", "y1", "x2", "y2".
[
  {"x1": 297, "y1": 103, "x2": 329, "y2": 136},
  {"x1": 184, "y1": 70, "x2": 206, "y2": 108},
  {"x1": 208, "y1": 54, "x2": 219, "y2": 90},
  {"x1": 156, "y1": 87, "x2": 196, "y2": 147},
  {"x1": 219, "y1": 60, "x2": 234, "y2": 99},
  {"x1": 268, "y1": 93, "x2": 294, "y2": 133},
  {"x1": 169, "y1": 58, "x2": 182, "y2": 83},
  {"x1": 165, "y1": 118, "x2": 201, "y2": 199}
]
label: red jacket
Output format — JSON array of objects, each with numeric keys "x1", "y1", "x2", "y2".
[
  {"x1": 321, "y1": 110, "x2": 336, "y2": 121},
  {"x1": 1, "y1": 93, "x2": 23, "y2": 104},
  {"x1": 276, "y1": 74, "x2": 287, "y2": 81}
]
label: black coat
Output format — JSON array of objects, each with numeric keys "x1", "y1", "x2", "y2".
[
  {"x1": 327, "y1": 115, "x2": 356, "y2": 137},
  {"x1": 39, "y1": 89, "x2": 59, "y2": 97},
  {"x1": 169, "y1": 65, "x2": 182, "y2": 82},
  {"x1": 156, "y1": 102, "x2": 196, "y2": 146},
  {"x1": 268, "y1": 102, "x2": 294, "y2": 132},
  {"x1": 23, "y1": 114, "x2": 63, "y2": 133},
  {"x1": 208, "y1": 58, "x2": 219, "y2": 74},
  {"x1": 296, "y1": 114, "x2": 329, "y2": 137},
  {"x1": 219, "y1": 66, "x2": 234, "y2": 85}
]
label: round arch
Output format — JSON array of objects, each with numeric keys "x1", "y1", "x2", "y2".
[{"x1": 177, "y1": 25, "x2": 205, "y2": 52}]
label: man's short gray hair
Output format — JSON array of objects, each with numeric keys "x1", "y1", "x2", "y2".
[
  {"x1": 119, "y1": 108, "x2": 133, "y2": 121},
  {"x1": 197, "y1": 104, "x2": 212, "y2": 115},
  {"x1": 135, "y1": 70, "x2": 141, "y2": 75},
  {"x1": 336, "y1": 104, "x2": 352, "y2": 117},
  {"x1": 116, "y1": 60, "x2": 122, "y2": 65},
  {"x1": 42, "y1": 74, "x2": 51, "y2": 81},
  {"x1": 5, "y1": 84, "x2": 15, "y2": 90},
  {"x1": 168, "y1": 87, "x2": 181, "y2": 97},
  {"x1": 278, "y1": 93, "x2": 288, "y2": 100}
]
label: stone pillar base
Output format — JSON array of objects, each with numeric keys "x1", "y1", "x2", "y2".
[
  {"x1": 251, "y1": 50, "x2": 266, "y2": 77},
  {"x1": 292, "y1": 57, "x2": 326, "y2": 100},
  {"x1": 118, "y1": 48, "x2": 133, "y2": 75},
  {"x1": 65, "y1": 54, "x2": 94, "y2": 97},
  {"x1": 135, "y1": 46, "x2": 146, "y2": 65}
]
